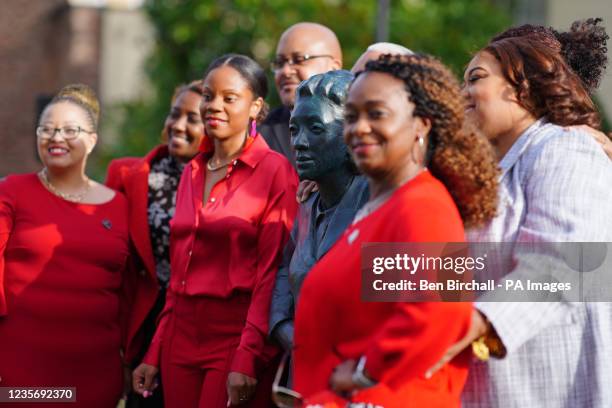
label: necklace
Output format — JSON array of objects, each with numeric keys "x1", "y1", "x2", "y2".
[
  {"x1": 38, "y1": 168, "x2": 91, "y2": 203},
  {"x1": 206, "y1": 159, "x2": 233, "y2": 172},
  {"x1": 207, "y1": 134, "x2": 249, "y2": 172}
]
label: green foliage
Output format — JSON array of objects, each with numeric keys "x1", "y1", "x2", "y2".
[
  {"x1": 390, "y1": 0, "x2": 511, "y2": 76},
  {"x1": 92, "y1": 0, "x2": 511, "y2": 178}
]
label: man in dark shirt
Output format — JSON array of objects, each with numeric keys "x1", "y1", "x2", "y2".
[
  {"x1": 259, "y1": 22, "x2": 343, "y2": 166},
  {"x1": 269, "y1": 70, "x2": 368, "y2": 354}
]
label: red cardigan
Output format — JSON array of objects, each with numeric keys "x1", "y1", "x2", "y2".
[
  {"x1": 294, "y1": 171, "x2": 472, "y2": 407},
  {"x1": 105, "y1": 144, "x2": 168, "y2": 363}
]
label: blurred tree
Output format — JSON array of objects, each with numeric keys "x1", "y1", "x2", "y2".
[{"x1": 93, "y1": 0, "x2": 511, "y2": 177}]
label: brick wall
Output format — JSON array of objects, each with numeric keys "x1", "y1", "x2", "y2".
[{"x1": 0, "y1": 0, "x2": 101, "y2": 176}]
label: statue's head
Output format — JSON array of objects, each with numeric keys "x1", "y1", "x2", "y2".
[{"x1": 290, "y1": 69, "x2": 355, "y2": 181}]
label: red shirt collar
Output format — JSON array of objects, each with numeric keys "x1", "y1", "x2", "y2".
[
  {"x1": 144, "y1": 144, "x2": 170, "y2": 164},
  {"x1": 196, "y1": 133, "x2": 270, "y2": 169}
]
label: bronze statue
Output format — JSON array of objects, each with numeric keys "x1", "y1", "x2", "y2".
[{"x1": 269, "y1": 70, "x2": 369, "y2": 352}]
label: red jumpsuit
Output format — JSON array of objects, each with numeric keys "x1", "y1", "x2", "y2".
[
  {"x1": 294, "y1": 171, "x2": 472, "y2": 408},
  {"x1": 143, "y1": 135, "x2": 298, "y2": 407},
  {"x1": 0, "y1": 174, "x2": 129, "y2": 408}
]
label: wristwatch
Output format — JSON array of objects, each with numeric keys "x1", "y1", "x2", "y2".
[{"x1": 352, "y1": 356, "x2": 377, "y2": 388}]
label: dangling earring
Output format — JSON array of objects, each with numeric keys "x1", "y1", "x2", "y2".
[
  {"x1": 411, "y1": 135, "x2": 425, "y2": 165},
  {"x1": 250, "y1": 119, "x2": 257, "y2": 138}
]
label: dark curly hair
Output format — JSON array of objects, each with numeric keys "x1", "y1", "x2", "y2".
[
  {"x1": 492, "y1": 18, "x2": 608, "y2": 94},
  {"x1": 361, "y1": 54, "x2": 499, "y2": 228},
  {"x1": 484, "y1": 18, "x2": 608, "y2": 129}
]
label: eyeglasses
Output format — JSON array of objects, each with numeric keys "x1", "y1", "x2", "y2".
[
  {"x1": 270, "y1": 54, "x2": 334, "y2": 72},
  {"x1": 272, "y1": 352, "x2": 303, "y2": 408},
  {"x1": 36, "y1": 125, "x2": 94, "y2": 140}
]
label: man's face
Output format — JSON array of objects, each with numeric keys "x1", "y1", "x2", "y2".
[
  {"x1": 290, "y1": 96, "x2": 348, "y2": 181},
  {"x1": 274, "y1": 34, "x2": 339, "y2": 107}
]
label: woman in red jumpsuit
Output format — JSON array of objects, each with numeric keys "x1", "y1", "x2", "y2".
[
  {"x1": 133, "y1": 54, "x2": 298, "y2": 407},
  {"x1": 293, "y1": 54, "x2": 499, "y2": 407},
  {"x1": 0, "y1": 84, "x2": 129, "y2": 407}
]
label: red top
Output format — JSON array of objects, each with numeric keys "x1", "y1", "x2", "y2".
[
  {"x1": 0, "y1": 173, "x2": 129, "y2": 406},
  {"x1": 144, "y1": 135, "x2": 298, "y2": 377},
  {"x1": 105, "y1": 144, "x2": 168, "y2": 363},
  {"x1": 294, "y1": 171, "x2": 472, "y2": 407}
]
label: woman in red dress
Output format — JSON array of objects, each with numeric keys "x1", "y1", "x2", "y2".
[
  {"x1": 106, "y1": 80, "x2": 205, "y2": 407},
  {"x1": 0, "y1": 84, "x2": 130, "y2": 407},
  {"x1": 292, "y1": 54, "x2": 499, "y2": 407},
  {"x1": 132, "y1": 54, "x2": 298, "y2": 407}
]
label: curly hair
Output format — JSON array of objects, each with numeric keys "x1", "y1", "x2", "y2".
[
  {"x1": 362, "y1": 54, "x2": 499, "y2": 228},
  {"x1": 161, "y1": 79, "x2": 204, "y2": 143},
  {"x1": 492, "y1": 18, "x2": 608, "y2": 94},
  {"x1": 484, "y1": 18, "x2": 608, "y2": 129}
]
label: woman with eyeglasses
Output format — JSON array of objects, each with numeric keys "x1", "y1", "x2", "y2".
[
  {"x1": 0, "y1": 84, "x2": 130, "y2": 407},
  {"x1": 290, "y1": 54, "x2": 499, "y2": 407},
  {"x1": 105, "y1": 79, "x2": 205, "y2": 407},
  {"x1": 132, "y1": 54, "x2": 298, "y2": 408}
]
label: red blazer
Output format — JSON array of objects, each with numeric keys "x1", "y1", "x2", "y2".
[{"x1": 105, "y1": 144, "x2": 168, "y2": 363}]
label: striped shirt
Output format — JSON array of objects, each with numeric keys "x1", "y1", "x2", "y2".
[{"x1": 462, "y1": 119, "x2": 612, "y2": 408}]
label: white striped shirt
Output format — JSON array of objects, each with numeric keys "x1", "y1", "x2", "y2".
[{"x1": 462, "y1": 119, "x2": 612, "y2": 408}]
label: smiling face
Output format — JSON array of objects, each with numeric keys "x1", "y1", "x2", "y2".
[
  {"x1": 37, "y1": 101, "x2": 97, "y2": 171},
  {"x1": 344, "y1": 71, "x2": 428, "y2": 180},
  {"x1": 290, "y1": 96, "x2": 347, "y2": 181},
  {"x1": 165, "y1": 89, "x2": 204, "y2": 163},
  {"x1": 201, "y1": 65, "x2": 263, "y2": 143},
  {"x1": 463, "y1": 51, "x2": 533, "y2": 147},
  {"x1": 274, "y1": 26, "x2": 341, "y2": 108}
]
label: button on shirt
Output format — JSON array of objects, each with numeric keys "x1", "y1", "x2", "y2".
[{"x1": 143, "y1": 134, "x2": 298, "y2": 376}]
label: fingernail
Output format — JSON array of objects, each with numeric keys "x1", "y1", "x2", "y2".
[{"x1": 425, "y1": 371, "x2": 432, "y2": 379}]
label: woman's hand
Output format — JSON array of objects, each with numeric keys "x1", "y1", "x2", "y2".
[
  {"x1": 226, "y1": 372, "x2": 257, "y2": 406},
  {"x1": 296, "y1": 180, "x2": 319, "y2": 203},
  {"x1": 425, "y1": 309, "x2": 489, "y2": 378},
  {"x1": 132, "y1": 363, "x2": 159, "y2": 397},
  {"x1": 329, "y1": 359, "x2": 358, "y2": 395}
]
